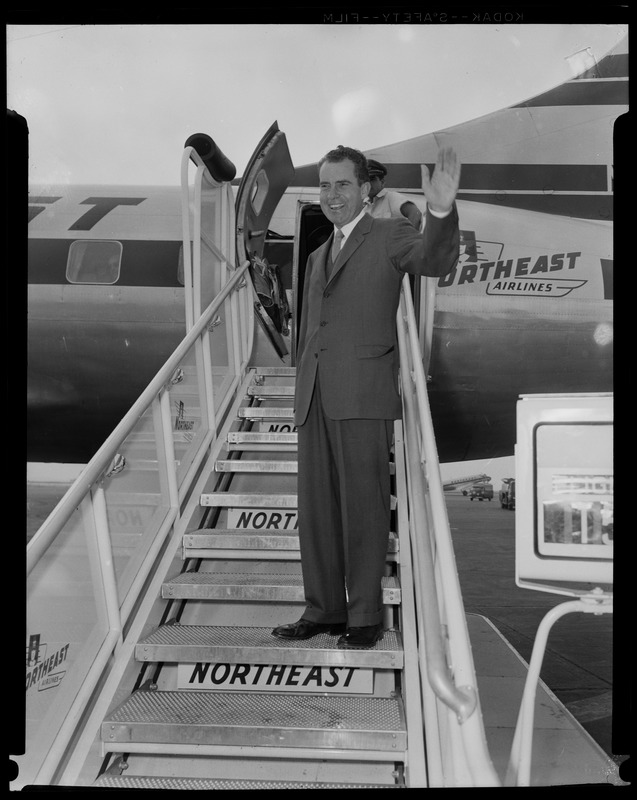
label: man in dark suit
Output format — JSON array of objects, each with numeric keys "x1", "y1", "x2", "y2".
[{"x1": 272, "y1": 145, "x2": 460, "y2": 648}]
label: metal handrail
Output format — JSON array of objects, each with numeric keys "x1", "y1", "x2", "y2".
[
  {"x1": 27, "y1": 260, "x2": 251, "y2": 576},
  {"x1": 397, "y1": 275, "x2": 500, "y2": 785},
  {"x1": 397, "y1": 291, "x2": 476, "y2": 721},
  {"x1": 398, "y1": 359, "x2": 477, "y2": 720}
]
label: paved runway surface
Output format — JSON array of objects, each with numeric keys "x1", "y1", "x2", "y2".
[{"x1": 443, "y1": 492, "x2": 629, "y2": 774}]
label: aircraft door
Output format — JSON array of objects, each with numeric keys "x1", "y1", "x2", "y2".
[{"x1": 235, "y1": 121, "x2": 295, "y2": 357}]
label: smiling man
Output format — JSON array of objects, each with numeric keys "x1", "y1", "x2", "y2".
[{"x1": 272, "y1": 144, "x2": 461, "y2": 649}]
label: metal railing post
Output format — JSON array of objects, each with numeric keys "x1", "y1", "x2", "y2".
[
  {"x1": 158, "y1": 390, "x2": 180, "y2": 509},
  {"x1": 181, "y1": 148, "x2": 195, "y2": 332},
  {"x1": 90, "y1": 487, "x2": 123, "y2": 645}
]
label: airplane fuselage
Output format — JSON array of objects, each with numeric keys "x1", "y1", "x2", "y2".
[{"x1": 27, "y1": 184, "x2": 613, "y2": 463}]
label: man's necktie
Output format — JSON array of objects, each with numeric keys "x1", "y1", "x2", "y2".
[{"x1": 331, "y1": 229, "x2": 344, "y2": 263}]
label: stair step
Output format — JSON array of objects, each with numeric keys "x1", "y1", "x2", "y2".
[
  {"x1": 201, "y1": 492, "x2": 297, "y2": 508},
  {"x1": 101, "y1": 690, "x2": 407, "y2": 753},
  {"x1": 184, "y1": 528, "x2": 299, "y2": 551},
  {"x1": 228, "y1": 431, "x2": 297, "y2": 444},
  {"x1": 183, "y1": 529, "x2": 301, "y2": 560},
  {"x1": 136, "y1": 625, "x2": 404, "y2": 668},
  {"x1": 238, "y1": 407, "x2": 294, "y2": 420},
  {"x1": 201, "y1": 492, "x2": 397, "y2": 510},
  {"x1": 254, "y1": 367, "x2": 296, "y2": 377},
  {"x1": 247, "y1": 385, "x2": 295, "y2": 397},
  {"x1": 183, "y1": 529, "x2": 399, "y2": 554},
  {"x1": 94, "y1": 776, "x2": 399, "y2": 790},
  {"x1": 215, "y1": 460, "x2": 298, "y2": 473},
  {"x1": 162, "y1": 573, "x2": 401, "y2": 604},
  {"x1": 227, "y1": 431, "x2": 297, "y2": 451}
]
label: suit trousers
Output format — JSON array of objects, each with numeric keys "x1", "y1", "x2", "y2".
[{"x1": 297, "y1": 373, "x2": 394, "y2": 628}]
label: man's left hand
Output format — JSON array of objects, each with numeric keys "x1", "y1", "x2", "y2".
[{"x1": 421, "y1": 147, "x2": 461, "y2": 213}]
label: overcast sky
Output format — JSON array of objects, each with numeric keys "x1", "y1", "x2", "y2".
[{"x1": 8, "y1": 22, "x2": 626, "y2": 187}]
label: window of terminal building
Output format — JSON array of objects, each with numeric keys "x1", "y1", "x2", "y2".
[{"x1": 66, "y1": 240, "x2": 122, "y2": 284}]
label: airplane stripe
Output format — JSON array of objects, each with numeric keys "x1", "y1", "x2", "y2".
[
  {"x1": 29, "y1": 239, "x2": 184, "y2": 286},
  {"x1": 513, "y1": 79, "x2": 628, "y2": 108},
  {"x1": 451, "y1": 164, "x2": 607, "y2": 192},
  {"x1": 455, "y1": 193, "x2": 612, "y2": 222},
  {"x1": 575, "y1": 52, "x2": 628, "y2": 80},
  {"x1": 290, "y1": 163, "x2": 609, "y2": 192}
]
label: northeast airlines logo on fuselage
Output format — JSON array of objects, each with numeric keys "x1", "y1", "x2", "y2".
[
  {"x1": 439, "y1": 231, "x2": 585, "y2": 297},
  {"x1": 26, "y1": 634, "x2": 70, "y2": 692}
]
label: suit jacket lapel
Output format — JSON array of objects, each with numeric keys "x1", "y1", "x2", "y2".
[
  {"x1": 327, "y1": 215, "x2": 373, "y2": 284},
  {"x1": 312, "y1": 239, "x2": 330, "y2": 289}
]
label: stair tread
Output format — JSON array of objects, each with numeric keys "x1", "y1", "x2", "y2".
[
  {"x1": 228, "y1": 431, "x2": 297, "y2": 442},
  {"x1": 201, "y1": 493, "x2": 298, "y2": 507},
  {"x1": 102, "y1": 690, "x2": 407, "y2": 750},
  {"x1": 95, "y1": 776, "x2": 399, "y2": 789},
  {"x1": 184, "y1": 529, "x2": 300, "y2": 551},
  {"x1": 201, "y1": 493, "x2": 396, "y2": 509},
  {"x1": 238, "y1": 407, "x2": 294, "y2": 418},
  {"x1": 247, "y1": 386, "x2": 295, "y2": 396},
  {"x1": 136, "y1": 624, "x2": 403, "y2": 667},
  {"x1": 253, "y1": 367, "x2": 296, "y2": 376},
  {"x1": 183, "y1": 529, "x2": 399, "y2": 553},
  {"x1": 161, "y1": 573, "x2": 401, "y2": 604},
  {"x1": 215, "y1": 460, "x2": 298, "y2": 472},
  {"x1": 186, "y1": 527, "x2": 299, "y2": 537},
  {"x1": 165, "y1": 572, "x2": 398, "y2": 588}
]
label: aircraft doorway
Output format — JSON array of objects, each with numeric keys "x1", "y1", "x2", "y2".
[{"x1": 290, "y1": 201, "x2": 332, "y2": 364}]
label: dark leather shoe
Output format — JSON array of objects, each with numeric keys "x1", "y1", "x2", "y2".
[
  {"x1": 337, "y1": 624, "x2": 384, "y2": 649},
  {"x1": 272, "y1": 618, "x2": 346, "y2": 640}
]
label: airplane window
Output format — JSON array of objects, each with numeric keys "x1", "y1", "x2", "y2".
[
  {"x1": 250, "y1": 170, "x2": 270, "y2": 215},
  {"x1": 67, "y1": 240, "x2": 122, "y2": 284}
]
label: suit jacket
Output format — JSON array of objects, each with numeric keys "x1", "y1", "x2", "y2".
[{"x1": 294, "y1": 206, "x2": 459, "y2": 425}]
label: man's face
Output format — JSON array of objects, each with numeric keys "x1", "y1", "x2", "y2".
[
  {"x1": 368, "y1": 175, "x2": 384, "y2": 200},
  {"x1": 319, "y1": 159, "x2": 369, "y2": 228}
]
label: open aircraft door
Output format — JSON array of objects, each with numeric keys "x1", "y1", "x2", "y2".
[{"x1": 235, "y1": 121, "x2": 295, "y2": 357}]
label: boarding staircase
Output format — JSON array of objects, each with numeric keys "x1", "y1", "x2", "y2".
[
  {"x1": 94, "y1": 365, "x2": 420, "y2": 788},
  {"x1": 22, "y1": 269, "x2": 501, "y2": 788},
  {"x1": 21, "y1": 139, "x2": 502, "y2": 789}
]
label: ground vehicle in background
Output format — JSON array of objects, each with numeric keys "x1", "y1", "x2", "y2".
[
  {"x1": 500, "y1": 478, "x2": 516, "y2": 509},
  {"x1": 469, "y1": 483, "x2": 493, "y2": 501}
]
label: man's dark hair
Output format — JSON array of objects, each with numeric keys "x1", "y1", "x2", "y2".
[{"x1": 318, "y1": 145, "x2": 370, "y2": 185}]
